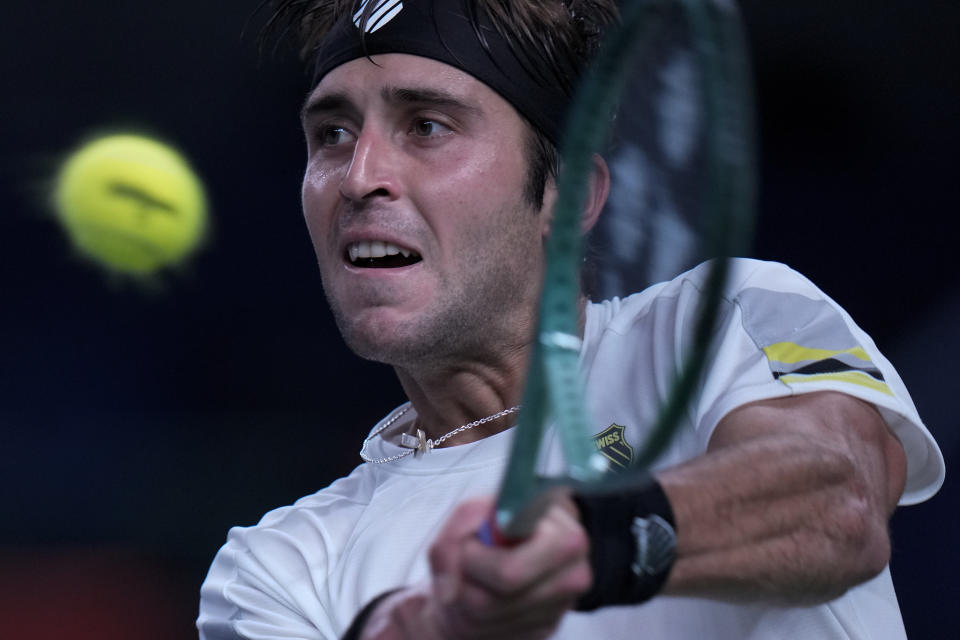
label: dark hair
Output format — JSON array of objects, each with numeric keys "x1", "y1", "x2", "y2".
[
  {"x1": 524, "y1": 125, "x2": 559, "y2": 209},
  {"x1": 263, "y1": 0, "x2": 617, "y2": 207}
]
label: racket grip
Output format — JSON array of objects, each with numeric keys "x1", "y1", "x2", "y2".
[
  {"x1": 480, "y1": 487, "x2": 569, "y2": 546},
  {"x1": 478, "y1": 513, "x2": 523, "y2": 547}
]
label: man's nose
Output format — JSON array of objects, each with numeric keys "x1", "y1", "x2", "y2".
[{"x1": 339, "y1": 129, "x2": 398, "y2": 202}]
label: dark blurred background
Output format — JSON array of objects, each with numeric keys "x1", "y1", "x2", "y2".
[{"x1": 1, "y1": 1, "x2": 956, "y2": 637}]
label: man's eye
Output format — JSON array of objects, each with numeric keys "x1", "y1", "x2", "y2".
[
  {"x1": 319, "y1": 126, "x2": 353, "y2": 146},
  {"x1": 412, "y1": 119, "x2": 450, "y2": 138}
]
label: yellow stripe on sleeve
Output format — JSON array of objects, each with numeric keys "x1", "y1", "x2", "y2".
[
  {"x1": 763, "y1": 342, "x2": 872, "y2": 365},
  {"x1": 779, "y1": 371, "x2": 893, "y2": 396}
]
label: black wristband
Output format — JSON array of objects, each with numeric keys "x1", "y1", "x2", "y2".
[
  {"x1": 340, "y1": 589, "x2": 402, "y2": 640},
  {"x1": 572, "y1": 479, "x2": 677, "y2": 611}
]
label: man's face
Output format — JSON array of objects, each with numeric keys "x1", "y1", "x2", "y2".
[{"x1": 301, "y1": 54, "x2": 554, "y2": 367}]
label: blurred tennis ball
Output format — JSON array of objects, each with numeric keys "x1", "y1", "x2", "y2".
[{"x1": 54, "y1": 134, "x2": 208, "y2": 276}]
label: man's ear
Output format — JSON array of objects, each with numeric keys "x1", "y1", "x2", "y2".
[
  {"x1": 581, "y1": 153, "x2": 610, "y2": 233},
  {"x1": 539, "y1": 153, "x2": 611, "y2": 237}
]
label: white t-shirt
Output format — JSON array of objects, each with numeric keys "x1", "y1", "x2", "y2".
[{"x1": 198, "y1": 259, "x2": 944, "y2": 640}]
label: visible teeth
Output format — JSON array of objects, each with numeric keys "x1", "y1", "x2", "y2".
[{"x1": 348, "y1": 241, "x2": 418, "y2": 262}]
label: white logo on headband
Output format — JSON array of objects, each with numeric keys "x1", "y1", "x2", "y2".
[{"x1": 353, "y1": 0, "x2": 404, "y2": 33}]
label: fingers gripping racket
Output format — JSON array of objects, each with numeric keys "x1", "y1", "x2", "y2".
[{"x1": 485, "y1": 0, "x2": 757, "y2": 543}]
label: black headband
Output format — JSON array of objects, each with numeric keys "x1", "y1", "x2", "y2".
[{"x1": 312, "y1": 0, "x2": 575, "y2": 145}]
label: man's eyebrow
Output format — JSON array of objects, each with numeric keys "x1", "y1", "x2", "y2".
[
  {"x1": 300, "y1": 92, "x2": 353, "y2": 123},
  {"x1": 382, "y1": 86, "x2": 481, "y2": 115},
  {"x1": 300, "y1": 86, "x2": 482, "y2": 123}
]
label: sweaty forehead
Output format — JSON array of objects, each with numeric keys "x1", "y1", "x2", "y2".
[
  {"x1": 319, "y1": 54, "x2": 471, "y2": 92},
  {"x1": 303, "y1": 54, "x2": 515, "y2": 120}
]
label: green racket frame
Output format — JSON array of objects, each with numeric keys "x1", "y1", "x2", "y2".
[{"x1": 493, "y1": 0, "x2": 757, "y2": 539}]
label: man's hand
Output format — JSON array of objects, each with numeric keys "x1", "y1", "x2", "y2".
[{"x1": 359, "y1": 495, "x2": 591, "y2": 640}]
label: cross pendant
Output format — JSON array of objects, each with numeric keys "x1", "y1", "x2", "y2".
[
  {"x1": 414, "y1": 428, "x2": 435, "y2": 456},
  {"x1": 400, "y1": 428, "x2": 434, "y2": 457}
]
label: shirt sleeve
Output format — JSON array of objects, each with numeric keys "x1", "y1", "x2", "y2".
[
  {"x1": 197, "y1": 518, "x2": 337, "y2": 640},
  {"x1": 689, "y1": 259, "x2": 944, "y2": 505}
]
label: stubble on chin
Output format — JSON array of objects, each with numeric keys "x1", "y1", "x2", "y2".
[
  {"x1": 327, "y1": 294, "x2": 489, "y2": 369},
  {"x1": 325, "y1": 276, "x2": 534, "y2": 372}
]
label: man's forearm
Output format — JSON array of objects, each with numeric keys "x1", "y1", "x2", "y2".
[{"x1": 658, "y1": 392, "x2": 906, "y2": 604}]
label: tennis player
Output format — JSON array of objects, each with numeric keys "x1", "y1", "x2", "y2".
[{"x1": 198, "y1": 2, "x2": 944, "y2": 639}]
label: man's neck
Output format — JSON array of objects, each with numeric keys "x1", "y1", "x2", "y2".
[
  {"x1": 391, "y1": 294, "x2": 589, "y2": 447},
  {"x1": 393, "y1": 352, "x2": 527, "y2": 446}
]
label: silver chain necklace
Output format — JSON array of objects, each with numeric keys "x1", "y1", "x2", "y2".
[{"x1": 360, "y1": 404, "x2": 521, "y2": 464}]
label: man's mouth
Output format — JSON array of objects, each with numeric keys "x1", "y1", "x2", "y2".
[{"x1": 346, "y1": 241, "x2": 422, "y2": 268}]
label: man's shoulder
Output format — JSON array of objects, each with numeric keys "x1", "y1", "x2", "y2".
[
  {"x1": 199, "y1": 465, "x2": 383, "y2": 638},
  {"x1": 227, "y1": 464, "x2": 380, "y2": 547},
  {"x1": 589, "y1": 258, "x2": 806, "y2": 331},
  {"x1": 648, "y1": 258, "x2": 810, "y2": 300}
]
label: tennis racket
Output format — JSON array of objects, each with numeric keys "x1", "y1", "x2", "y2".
[{"x1": 487, "y1": 0, "x2": 757, "y2": 542}]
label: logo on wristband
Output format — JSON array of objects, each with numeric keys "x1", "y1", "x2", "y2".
[{"x1": 592, "y1": 423, "x2": 634, "y2": 470}]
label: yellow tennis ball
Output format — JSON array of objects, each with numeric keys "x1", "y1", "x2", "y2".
[{"x1": 54, "y1": 134, "x2": 208, "y2": 276}]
